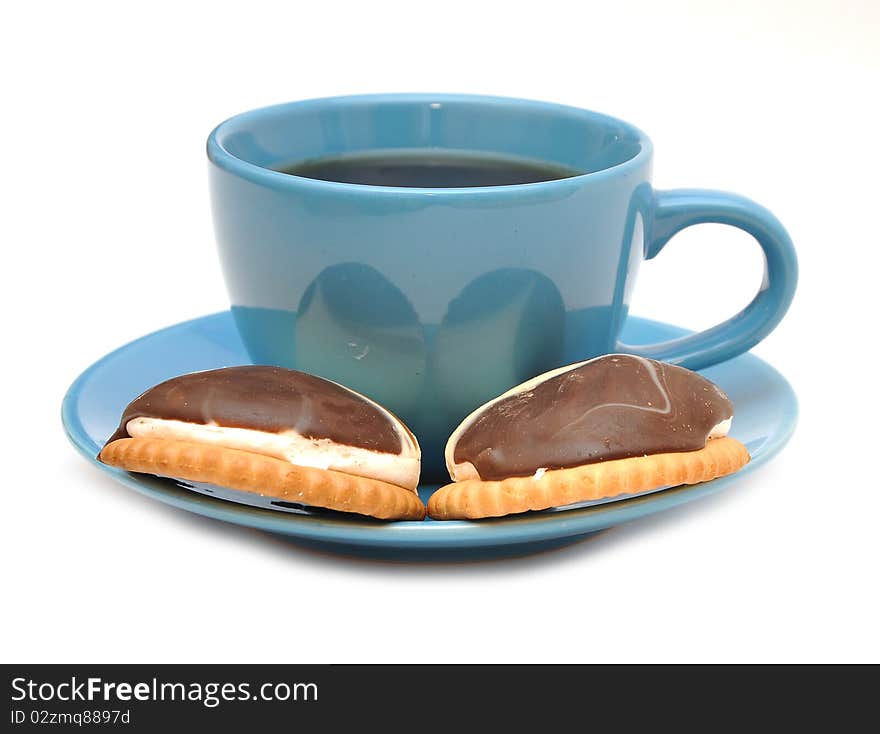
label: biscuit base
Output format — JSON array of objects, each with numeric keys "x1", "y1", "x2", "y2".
[
  {"x1": 427, "y1": 436, "x2": 750, "y2": 520},
  {"x1": 100, "y1": 438, "x2": 426, "y2": 521}
]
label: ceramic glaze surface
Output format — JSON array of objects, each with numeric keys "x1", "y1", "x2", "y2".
[
  {"x1": 208, "y1": 95, "x2": 797, "y2": 479},
  {"x1": 62, "y1": 312, "x2": 797, "y2": 561}
]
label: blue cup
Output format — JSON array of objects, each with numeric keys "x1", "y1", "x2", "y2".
[{"x1": 208, "y1": 94, "x2": 797, "y2": 479}]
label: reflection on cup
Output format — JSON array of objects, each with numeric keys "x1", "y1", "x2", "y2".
[
  {"x1": 235, "y1": 267, "x2": 566, "y2": 481},
  {"x1": 294, "y1": 263, "x2": 427, "y2": 416},
  {"x1": 429, "y1": 267, "x2": 565, "y2": 440}
]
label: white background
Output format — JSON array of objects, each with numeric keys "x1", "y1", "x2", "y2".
[{"x1": 3, "y1": 1, "x2": 878, "y2": 663}]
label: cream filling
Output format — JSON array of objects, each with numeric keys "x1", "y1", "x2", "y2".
[
  {"x1": 709, "y1": 417, "x2": 732, "y2": 439},
  {"x1": 445, "y1": 355, "x2": 732, "y2": 482},
  {"x1": 125, "y1": 417, "x2": 420, "y2": 491}
]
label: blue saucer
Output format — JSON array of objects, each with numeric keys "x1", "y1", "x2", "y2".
[{"x1": 62, "y1": 312, "x2": 797, "y2": 561}]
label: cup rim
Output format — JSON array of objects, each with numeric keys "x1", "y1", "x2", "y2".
[{"x1": 207, "y1": 93, "x2": 653, "y2": 196}]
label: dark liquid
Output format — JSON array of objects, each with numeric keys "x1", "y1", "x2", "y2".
[{"x1": 276, "y1": 150, "x2": 581, "y2": 188}]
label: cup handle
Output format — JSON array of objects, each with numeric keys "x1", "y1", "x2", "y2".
[{"x1": 617, "y1": 189, "x2": 798, "y2": 369}]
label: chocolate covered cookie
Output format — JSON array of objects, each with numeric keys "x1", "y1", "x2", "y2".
[
  {"x1": 99, "y1": 366, "x2": 425, "y2": 520},
  {"x1": 428, "y1": 354, "x2": 749, "y2": 520}
]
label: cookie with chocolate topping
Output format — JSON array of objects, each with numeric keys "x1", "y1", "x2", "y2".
[
  {"x1": 99, "y1": 366, "x2": 425, "y2": 520},
  {"x1": 428, "y1": 354, "x2": 749, "y2": 520}
]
